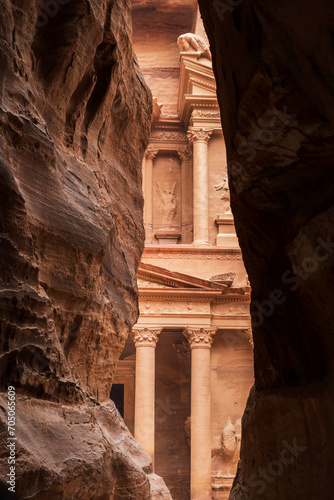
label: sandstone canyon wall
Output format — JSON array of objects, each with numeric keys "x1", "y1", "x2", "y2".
[
  {"x1": 198, "y1": 1, "x2": 334, "y2": 499},
  {"x1": 0, "y1": 0, "x2": 171, "y2": 498}
]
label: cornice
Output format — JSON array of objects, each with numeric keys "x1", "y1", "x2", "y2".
[
  {"x1": 142, "y1": 246, "x2": 242, "y2": 259},
  {"x1": 138, "y1": 290, "x2": 251, "y2": 301},
  {"x1": 139, "y1": 290, "x2": 224, "y2": 300},
  {"x1": 187, "y1": 76, "x2": 216, "y2": 94}
]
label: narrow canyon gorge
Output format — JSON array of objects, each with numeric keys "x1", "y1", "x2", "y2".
[{"x1": 0, "y1": 0, "x2": 333, "y2": 499}]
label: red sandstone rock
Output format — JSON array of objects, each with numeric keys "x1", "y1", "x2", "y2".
[
  {"x1": 198, "y1": 1, "x2": 334, "y2": 498},
  {"x1": 0, "y1": 0, "x2": 171, "y2": 498}
]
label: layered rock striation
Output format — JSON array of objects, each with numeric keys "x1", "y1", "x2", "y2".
[
  {"x1": 198, "y1": 1, "x2": 334, "y2": 499},
  {"x1": 0, "y1": 0, "x2": 170, "y2": 498}
]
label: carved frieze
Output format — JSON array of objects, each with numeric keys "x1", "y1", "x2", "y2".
[
  {"x1": 139, "y1": 300, "x2": 210, "y2": 315},
  {"x1": 211, "y1": 303, "x2": 249, "y2": 316},
  {"x1": 150, "y1": 130, "x2": 187, "y2": 142},
  {"x1": 191, "y1": 109, "x2": 220, "y2": 119}
]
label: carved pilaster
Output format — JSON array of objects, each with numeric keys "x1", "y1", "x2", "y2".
[
  {"x1": 185, "y1": 327, "x2": 217, "y2": 349},
  {"x1": 187, "y1": 126, "x2": 213, "y2": 144},
  {"x1": 133, "y1": 327, "x2": 161, "y2": 347}
]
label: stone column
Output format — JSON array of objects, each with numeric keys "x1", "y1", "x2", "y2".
[
  {"x1": 178, "y1": 147, "x2": 193, "y2": 244},
  {"x1": 144, "y1": 148, "x2": 158, "y2": 244},
  {"x1": 187, "y1": 127, "x2": 213, "y2": 245},
  {"x1": 185, "y1": 327, "x2": 217, "y2": 500},
  {"x1": 133, "y1": 327, "x2": 161, "y2": 467}
]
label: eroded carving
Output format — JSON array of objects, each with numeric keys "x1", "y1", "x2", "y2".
[
  {"x1": 173, "y1": 341, "x2": 190, "y2": 360},
  {"x1": 177, "y1": 33, "x2": 212, "y2": 61},
  {"x1": 215, "y1": 176, "x2": 232, "y2": 214},
  {"x1": 192, "y1": 110, "x2": 220, "y2": 119},
  {"x1": 156, "y1": 182, "x2": 178, "y2": 224}
]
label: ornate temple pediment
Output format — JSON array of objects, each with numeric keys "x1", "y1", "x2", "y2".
[
  {"x1": 137, "y1": 262, "x2": 226, "y2": 291},
  {"x1": 177, "y1": 36, "x2": 221, "y2": 127}
]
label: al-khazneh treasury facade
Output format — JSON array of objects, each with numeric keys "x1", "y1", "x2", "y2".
[{"x1": 112, "y1": 5, "x2": 254, "y2": 500}]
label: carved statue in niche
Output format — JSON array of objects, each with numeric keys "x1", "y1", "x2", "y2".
[
  {"x1": 212, "y1": 416, "x2": 242, "y2": 477},
  {"x1": 155, "y1": 182, "x2": 178, "y2": 224},
  {"x1": 177, "y1": 33, "x2": 212, "y2": 61},
  {"x1": 215, "y1": 176, "x2": 232, "y2": 214}
]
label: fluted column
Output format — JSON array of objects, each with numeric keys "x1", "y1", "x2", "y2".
[
  {"x1": 187, "y1": 127, "x2": 213, "y2": 245},
  {"x1": 185, "y1": 327, "x2": 217, "y2": 500},
  {"x1": 178, "y1": 147, "x2": 193, "y2": 243},
  {"x1": 133, "y1": 327, "x2": 161, "y2": 467},
  {"x1": 144, "y1": 148, "x2": 158, "y2": 243}
]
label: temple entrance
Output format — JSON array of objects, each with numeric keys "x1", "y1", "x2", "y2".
[{"x1": 155, "y1": 330, "x2": 191, "y2": 500}]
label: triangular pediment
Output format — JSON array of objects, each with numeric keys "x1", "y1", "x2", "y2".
[
  {"x1": 137, "y1": 262, "x2": 226, "y2": 290},
  {"x1": 137, "y1": 278, "x2": 173, "y2": 289}
]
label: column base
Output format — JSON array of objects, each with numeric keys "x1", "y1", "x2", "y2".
[
  {"x1": 215, "y1": 213, "x2": 239, "y2": 248},
  {"x1": 155, "y1": 229, "x2": 181, "y2": 245},
  {"x1": 192, "y1": 240, "x2": 212, "y2": 247}
]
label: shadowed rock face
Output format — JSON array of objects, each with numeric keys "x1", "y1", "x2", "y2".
[
  {"x1": 198, "y1": 1, "x2": 334, "y2": 499},
  {"x1": 0, "y1": 0, "x2": 171, "y2": 498}
]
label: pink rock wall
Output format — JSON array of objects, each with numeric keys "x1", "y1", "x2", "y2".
[
  {"x1": 198, "y1": 1, "x2": 334, "y2": 499},
  {"x1": 0, "y1": 0, "x2": 171, "y2": 498}
]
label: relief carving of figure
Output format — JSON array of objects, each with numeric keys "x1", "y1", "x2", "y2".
[
  {"x1": 215, "y1": 176, "x2": 232, "y2": 214},
  {"x1": 177, "y1": 33, "x2": 212, "y2": 61},
  {"x1": 221, "y1": 417, "x2": 242, "y2": 475},
  {"x1": 222, "y1": 416, "x2": 238, "y2": 461},
  {"x1": 156, "y1": 181, "x2": 178, "y2": 224}
]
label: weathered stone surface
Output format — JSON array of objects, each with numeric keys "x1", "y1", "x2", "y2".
[
  {"x1": 132, "y1": 0, "x2": 197, "y2": 115},
  {"x1": 198, "y1": 1, "x2": 334, "y2": 499},
  {"x1": 0, "y1": 0, "x2": 170, "y2": 497}
]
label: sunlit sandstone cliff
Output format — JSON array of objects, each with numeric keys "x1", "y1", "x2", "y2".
[
  {"x1": 198, "y1": 1, "x2": 334, "y2": 499},
  {"x1": 0, "y1": 0, "x2": 171, "y2": 498}
]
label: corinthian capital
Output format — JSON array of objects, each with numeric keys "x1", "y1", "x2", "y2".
[
  {"x1": 184, "y1": 327, "x2": 217, "y2": 349},
  {"x1": 178, "y1": 147, "x2": 192, "y2": 162},
  {"x1": 187, "y1": 127, "x2": 213, "y2": 144},
  {"x1": 132, "y1": 327, "x2": 162, "y2": 347},
  {"x1": 146, "y1": 147, "x2": 159, "y2": 161}
]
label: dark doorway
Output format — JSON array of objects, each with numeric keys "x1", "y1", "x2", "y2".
[
  {"x1": 155, "y1": 330, "x2": 191, "y2": 500},
  {"x1": 110, "y1": 384, "x2": 125, "y2": 418}
]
